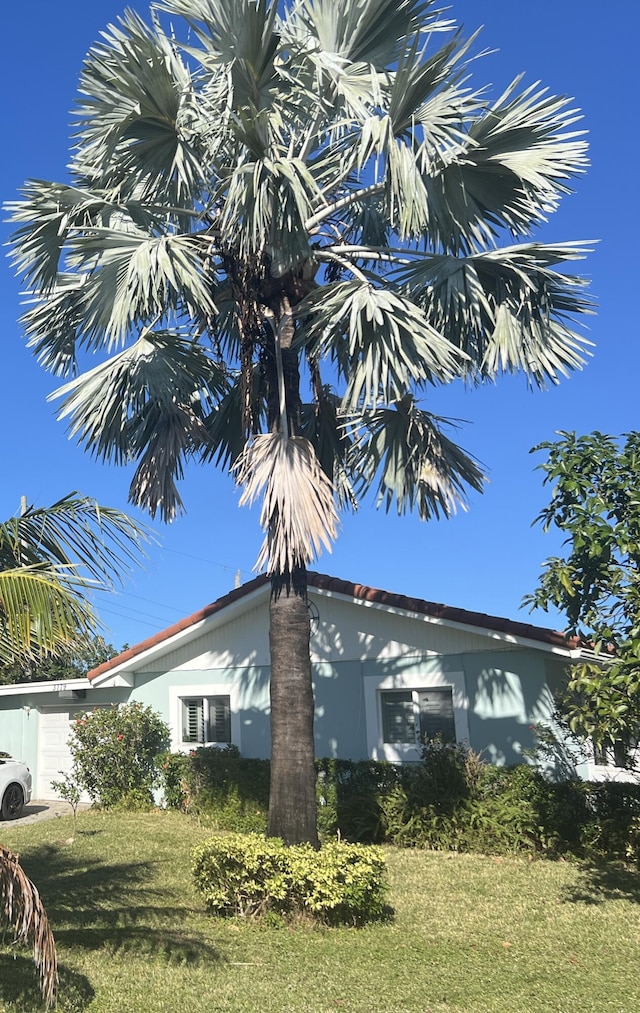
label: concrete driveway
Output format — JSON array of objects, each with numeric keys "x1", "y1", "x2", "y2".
[{"x1": 6, "y1": 800, "x2": 92, "y2": 827}]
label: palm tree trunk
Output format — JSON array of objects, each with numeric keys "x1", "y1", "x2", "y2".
[{"x1": 267, "y1": 566, "x2": 319, "y2": 846}]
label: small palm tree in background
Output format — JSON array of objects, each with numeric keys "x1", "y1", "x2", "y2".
[
  {"x1": 0, "y1": 494, "x2": 146, "y2": 664},
  {"x1": 0, "y1": 494, "x2": 146, "y2": 1006},
  {"x1": 7, "y1": 0, "x2": 594, "y2": 844}
]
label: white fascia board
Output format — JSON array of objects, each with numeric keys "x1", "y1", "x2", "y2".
[
  {"x1": 91, "y1": 582, "x2": 270, "y2": 686},
  {"x1": 310, "y1": 586, "x2": 581, "y2": 659},
  {"x1": 0, "y1": 678, "x2": 92, "y2": 698},
  {"x1": 95, "y1": 672, "x2": 135, "y2": 689}
]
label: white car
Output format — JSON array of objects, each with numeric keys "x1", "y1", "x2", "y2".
[{"x1": 0, "y1": 756, "x2": 32, "y2": 820}]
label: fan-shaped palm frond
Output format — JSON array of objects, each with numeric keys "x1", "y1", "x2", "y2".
[
  {"x1": 289, "y1": 0, "x2": 447, "y2": 70},
  {"x1": 6, "y1": 181, "x2": 165, "y2": 293},
  {"x1": 300, "y1": 280, "x2": 463, "y2": 409},
  {"x1": 65, "y1": 229, "x2": 215, "y2": 343},
  {"x1": 161, "y1": 0, "x2": 282, "y2": 111},
  {"x1": 349, "y1": 396, "x2": 485, "y2": 519},
  {"x1": 54, "y1": 334, "x2": 224, "y2": 458},
  {"x1": 419, "y1": 81, "x2": 588, "y2": 252},
  {"x1": 1, "y1": 844, "x2": 57, "y2": 1008},
  {"x1": 73, "y1": 9, "x2": 208, "y2": 201},
  {"x1": 389, "y1": 241, "x2": 594, "y2": 386}
]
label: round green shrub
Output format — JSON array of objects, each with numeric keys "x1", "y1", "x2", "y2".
[{"x1": 191, "y1": 833, "x2": 388, "y2": 925}]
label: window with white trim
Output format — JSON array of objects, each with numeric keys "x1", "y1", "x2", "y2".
[
  {"x1": 364, "y1": 670, "x2": 468, "y2": 763},
  {"x1": 380, "y1": 687, "x2": 456, "y2": 746},
  {"x1": 169, "y1": 683, "x2": 240, "y2": 754},
  {"x1": 181, "y1": 695, "x2": 231, "y2": 746},
  {"x1": 593, "y1": 738, "x2": 633, "y2": 769}
]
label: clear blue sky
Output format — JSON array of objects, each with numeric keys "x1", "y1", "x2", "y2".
[{"x1": 1, "y1": 1, "x2": 638, "y2": 651}]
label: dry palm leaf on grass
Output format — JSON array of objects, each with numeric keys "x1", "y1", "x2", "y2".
[{"x1": 0, "y1": 844, "x2": 57, "y2": 1008}]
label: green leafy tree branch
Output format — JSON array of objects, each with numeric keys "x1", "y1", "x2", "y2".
[{"x1": 525, "y1": 431, "x2": 640, "y2": 761}]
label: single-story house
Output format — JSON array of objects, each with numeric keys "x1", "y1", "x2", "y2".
[{"x1": 0, "y1": 572, "x2": 632, "y2": 801}]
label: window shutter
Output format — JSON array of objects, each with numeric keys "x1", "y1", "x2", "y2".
[
  {"x1": 209, "y1": 696, "x2": 231, "y2": 743},
  {"x1": 417, "y1": 688, "x2": 455, "y2": 744},
  {"x1": 183, "y1": 699, "x2": 204, "y2": 744},
  {"x1": 381, "y1": 691, "x2": 415, "y2": 744}
]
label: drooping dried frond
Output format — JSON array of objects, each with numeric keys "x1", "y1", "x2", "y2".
[
  {"x1": 235, "y1": 432, "x2": 339, "y2": 574},
  {"x1": 0, "y1": 844, "x2": 58, "y2": 1008}
]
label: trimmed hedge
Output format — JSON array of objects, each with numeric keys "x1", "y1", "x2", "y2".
[
  {"x1": 191, "y1": 833, "x2": 388, "y2": 924},
  {"x1": 159, "y1": 745, "x2": 640, "y2": 862},
  {"x1": 159, "y1": 746, "x2": 269, "y2": 832}
]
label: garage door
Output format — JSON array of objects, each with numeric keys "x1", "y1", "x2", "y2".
[{"x1": 37, "y1": 707, "x2": 91, "y2": 800}]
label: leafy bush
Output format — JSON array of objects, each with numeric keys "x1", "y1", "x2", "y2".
[
  {"x1": 191, "y1": 833, "x2": 387, "y2": 925},
  {"x1": 157, "y1": 751, "x2": 190, "y2": 810},
  {"x1": 161, "y1": 743, "x2": 640, "y2": 862},
  {"x1": 316, "y1": 759, "x2": 402, "y2": 842},
  {"x1": 158, "y1": 746, "x2": 269, "y2": 831},
  {"x1": 67, "y1": 703, "x2": 170, "y2": 809},
  {"x1": 587, "y1": 781, "x2": 640, "y2": 858},
  {"x1": 411, "y1": 739, "x2": 485, "y2": 810}
]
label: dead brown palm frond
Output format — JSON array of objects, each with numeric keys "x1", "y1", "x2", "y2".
[
  {"x1": 0, "y1": 844, "x2": 58, "y2": 1008},
  {"x1": 235, "y1": 432, "x2": 339, "y2": 575}
]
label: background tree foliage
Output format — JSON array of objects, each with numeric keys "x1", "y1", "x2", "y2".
[
  {"x1": 0, "y1": 635, "x2": 118, "y2": 686},
  {"x1": 526, "y1": 431, "x2": 640, "y2": 761}
]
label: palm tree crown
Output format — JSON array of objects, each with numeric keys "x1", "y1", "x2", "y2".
[{"x1": 7, "y1": 0, "x2": 593, "y2": 575}]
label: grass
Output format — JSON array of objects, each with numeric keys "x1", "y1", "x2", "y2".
[{"x1": 0, "y1": 809, "x2": 639, "y2": 1012}]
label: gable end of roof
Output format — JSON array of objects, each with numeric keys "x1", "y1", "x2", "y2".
[{"x1": 88, "y1": 571, "x2": 579, "y2": 681}]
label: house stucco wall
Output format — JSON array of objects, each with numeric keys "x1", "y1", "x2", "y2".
[
  {"x1": 0, "y1": 586, "x2": 573, "y2": 797},
  {"x1": 0, "y1": 644, "x2": 560, "y2": 798},
  {"x1": 0, "y1": 685, "x2": 132, "y2": 795}
]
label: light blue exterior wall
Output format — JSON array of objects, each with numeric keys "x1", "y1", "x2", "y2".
[
  {"x1": 0, "y1": 700, "x2": 36, "y2": 768},
  {"x1": 462, "y1": 648, "x2": 555, "y2": 767},
  {"x1": 108, "y1": 649, "x2": 556, "y2": 764},
  {"x1": 130, "y1": 665, "x2": 272, "y2": 758},
  {"x1": 0, "y1": 630, "x2": 574, "y2": 795},
  {"x1": 311, "y1": 648, "x2": 559, "y2": 765},
  {"x1": 0, "y1": 685, "x2": 131, "y2": 784}
]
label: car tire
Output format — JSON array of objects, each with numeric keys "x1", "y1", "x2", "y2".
[{"x1": 1, "y1": 783, "x2": 25, "y2": 820}]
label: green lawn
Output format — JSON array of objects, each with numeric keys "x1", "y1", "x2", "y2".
[{"x1": 1, "y1": 810, "x2": 639, "y2": 1013}]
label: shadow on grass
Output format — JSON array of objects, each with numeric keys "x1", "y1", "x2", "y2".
[
  {"x1": 0, "y1": 951, "x2": 94, "y2": 1013},
  {"x1": 15, "y1": 843, "x2": 222, "y2": 965},
  {"x1": 561, "y1": 858, "x2": 640, "y2": 905}
]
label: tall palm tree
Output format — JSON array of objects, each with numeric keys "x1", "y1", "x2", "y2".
[
  {"x1": 0, "y1": 494, "x2": 146, "y2": 1006},
  {"x1": 7, "y1": 0, "x2": 593, "y2": 844}
]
